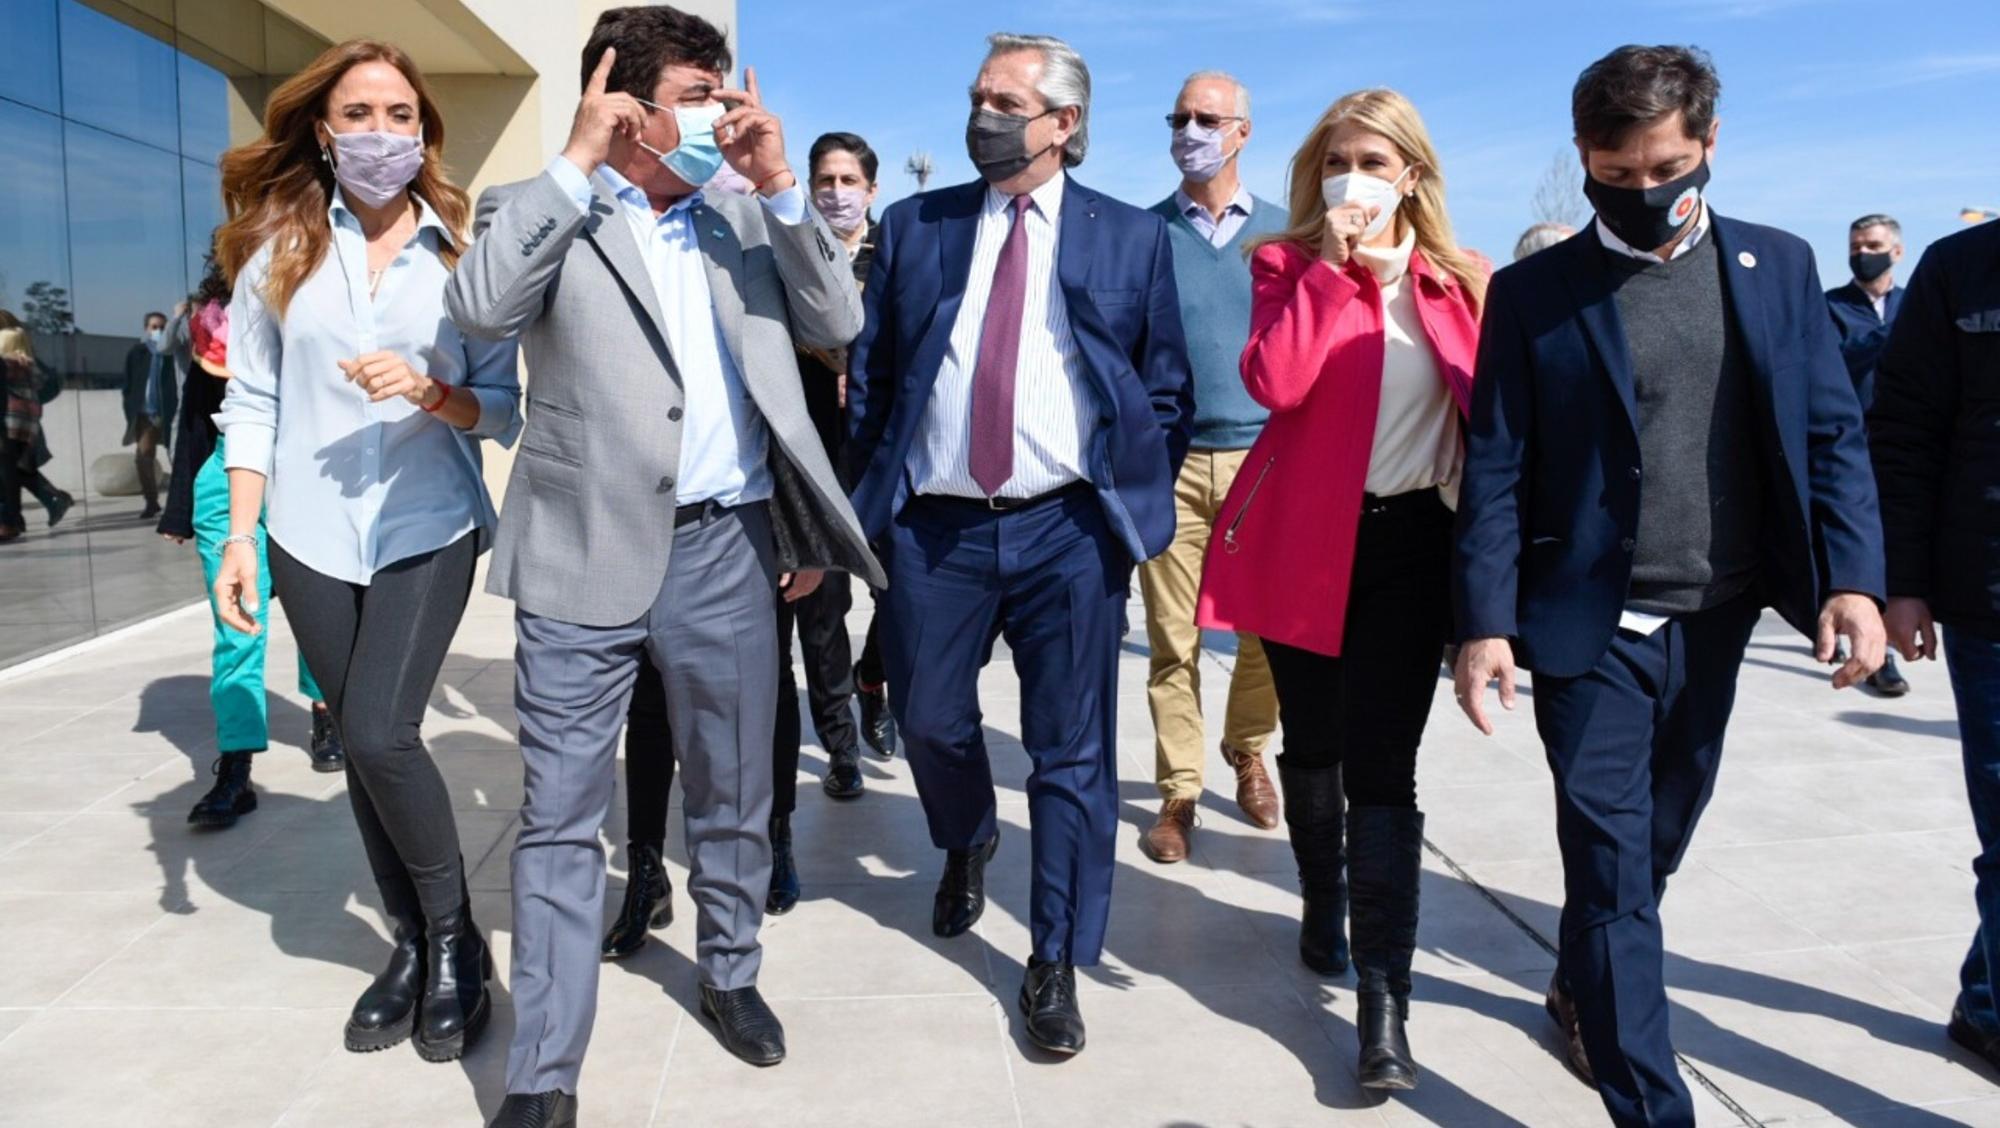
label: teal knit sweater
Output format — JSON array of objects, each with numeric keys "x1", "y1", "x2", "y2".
[{"x1": 1149, "y1": 194, "x2": 1287, "y2": 450}]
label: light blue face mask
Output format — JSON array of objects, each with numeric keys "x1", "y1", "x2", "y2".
[{"x1": 637, "y1": 99, "x2": 727, "y2": 187}]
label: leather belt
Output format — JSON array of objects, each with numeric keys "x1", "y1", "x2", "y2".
[
  {"x1": 674, "y1": 500, "x2": 731, "y2": 528},
  {"x1": 1359, "y1": 487, "x2": 1445, "y2": 517},
  {"x1": 920, "y1": 482, "x2": 1091, "y2": 513}
]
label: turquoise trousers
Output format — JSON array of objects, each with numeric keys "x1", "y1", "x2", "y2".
[{"x1": 194, "y1": 442, "x2": 323, "y2": 753}]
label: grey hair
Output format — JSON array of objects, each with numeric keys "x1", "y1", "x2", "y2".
[
  {"x1": 1513, "y1": 221, "x2": 1576, "y2": 262},
  {"x1": 986, "y1": 32, "x2": 1091, "y2": 167},
  {"x1": 1850, "y1": 213, "x2": 1902, "y2": 241},
  {"x1": 1181, "y1": 70, "x2": 1251, "y2": 119}
]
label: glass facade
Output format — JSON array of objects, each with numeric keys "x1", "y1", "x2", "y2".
[{"x1": 0, "y1": 0, "x2": 329, "y2": 668}]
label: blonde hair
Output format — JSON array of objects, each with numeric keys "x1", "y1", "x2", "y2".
[
  {"x1": 0, "y1": 326, "x2": 34, "y2": 364},
  {"x1": 1250, "y1": 88, "x2": 1486, "y2": 307}
]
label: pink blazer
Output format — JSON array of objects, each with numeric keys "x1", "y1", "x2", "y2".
[{"x1": 1196, "y1": 239, "x2": 1485, "y2": 658}]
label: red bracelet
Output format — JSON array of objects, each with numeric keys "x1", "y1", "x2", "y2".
[
  {"x1": 421, "y1": 383, "x2": 451, "y2": 414},
  {"x1": 756, "y1": 169, "x2": 793, "y2": 194}
]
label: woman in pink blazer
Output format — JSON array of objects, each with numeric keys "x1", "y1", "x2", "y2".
[{"x1": 1195, "y1": 88, "x2": 1487, "y2": 1094}]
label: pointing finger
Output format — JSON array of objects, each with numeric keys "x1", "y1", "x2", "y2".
[{"x1": 588, "y1": 47, "x2": 616, "y2": 96}]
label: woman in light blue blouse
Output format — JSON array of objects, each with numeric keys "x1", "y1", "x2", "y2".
[{"x1": 211, "y1": 39, "x2": 519, "y2": 1065}]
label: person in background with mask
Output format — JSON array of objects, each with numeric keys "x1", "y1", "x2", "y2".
[
  {"x1": 1452, "y1": 46, "x2": 1885, "y2": 1127},
  {"x1": 1829, "y1": 212, "x2": 1910, "y2": 696},
  {"x1": 122, "y1": 310, "x2": 177, "y2": 520},
  {"x1": 1513, "y1": 220, "x2": 1575, "y2": 261},
  {"x1": 1196, "y1": 87, "x2": 1489, "y2": 1093},
  {"x1": 445, "y1": 7, "x2": 877, "y2": 1124},
  {"x1": 1136, "y1": 71, "x2": 1284, "y2": 865},
  {"x1": 210, "y1": 36, "x2": 521, "y2": 1076},
  {"x1": 846, "y1": 31, "x2": 1192, "y2": 1057}
]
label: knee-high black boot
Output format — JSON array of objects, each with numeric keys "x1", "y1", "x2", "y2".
[
  {"x1": 1349, "y1": 805, "x2": 1424, "y2": 1091},
  {"x1": 1279, "y1": 763, "x2": 1349, "y2": 976}
]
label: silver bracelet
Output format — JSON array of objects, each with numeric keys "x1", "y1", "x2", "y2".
[{"x1": 219, "y1": 534, "x2": 259, "y2": 551}]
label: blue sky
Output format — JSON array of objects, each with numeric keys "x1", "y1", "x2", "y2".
[{"x1": 743, "y1": 0, "x2": 2000, "y2": 288}]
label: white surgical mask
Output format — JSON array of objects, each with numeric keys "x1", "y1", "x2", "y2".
[{"x1": 1321, "y1": 165, "x2": 1415, "y2": 241}]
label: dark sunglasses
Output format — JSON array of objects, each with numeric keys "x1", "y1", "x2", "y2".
[{"x1": 1166, "y1": 112, "x2": 1245, "y2": 131}]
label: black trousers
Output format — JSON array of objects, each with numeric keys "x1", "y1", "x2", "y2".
[
  {"x1": 856, "y1": 606, "x2": 886, "y2": 688},
  {"x1": 622, "y1": 574, "x2": 858, "y2": 844},
  {"x1": 269, "y1": 534, "x2": 476, "y2": 925},
  {"x1": 1262, "y1": 490, "x2": 1454, "y2": 809}
]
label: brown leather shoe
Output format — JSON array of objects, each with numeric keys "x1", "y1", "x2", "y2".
[
  {"x1": 1545, "y1": 974, "x2": 1595, "y2": 1086},
  {"x1": 1143, "y1": 799, "x2": 1198, "y2": 863},
  {"x1": 1221, "y1": 743, "x2": 1281, "y2": 830}
]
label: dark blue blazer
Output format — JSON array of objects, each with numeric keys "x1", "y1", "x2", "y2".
[
  {"x1": 1453, "y1": 218, "x2": 1886, "y2": 678},
  {"x1": 844, "y1": 177, "x2": 1194, "y2": 564},
  {"x1": 1826, "y1": 280, "x2": 1903, "y2": 411}
]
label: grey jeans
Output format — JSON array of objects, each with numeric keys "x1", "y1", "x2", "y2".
[{"x1": 505, "y1": 502, "x2": 780, "y2": 1095}]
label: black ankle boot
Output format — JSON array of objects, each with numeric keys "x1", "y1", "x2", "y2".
[
  {"x1": 187, "y1": 752, "x2": 257, "y2": 829},
  {"x1": 415, "y1": 907, "x2": 493, "y2": 1062},
  {"x1": 602, "y1": 841, "x2": 672, "y2": 959},
  {"x1": 1349, "y1": 805, "x2": 1424, "y2": 1091},
  {"x1": 1278, "y1": 763, "x2": 1349, "y2": 976},
  {"x1": 766, "y1": 816, "x2": 800, "y2": 915},
  {"x1": 309, "y1": 706, "x2": 346, "y2": 773},
  {"x1": 347, "y1": 893, "x2": 425, "y2": 1053}
]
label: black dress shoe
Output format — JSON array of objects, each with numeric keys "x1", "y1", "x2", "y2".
[
  {"x1": 855, "y1": 667, "x2": 897, "y2": 759},
  {"x1": 602, "y1": 841, "x2": 672, "y2": 959},
  {"x1": 139, "y1": 502, "x2": 162, "y2": 520},
  {"x1": 414, "y1": 909, "x2": 493, "y2": 1062},
  {"x1": 1950, "y1": 1004, "x2": 2000, "y2": 1074},
  {"x1": 46, "y1": 491, "x2": 73, "y2": 529},
  {"x1": 1868, "y1": 653, "x2": 1912, "y2": 697},
  {"x1": 822, "y1": 748, "x2": 865, "y2": 799},
  {"x1": 933, "y1": 835, "x2": 998, "y2": 938},
  {"x1": 187, "y1": 752, "x2": 257, "y2": 829},
  {"x1": 1545, "y1": 973, "x2": 1595, "y2": 1085},
  {"x1": 698, "y1": 983, "x2": 786, "y2": 1066},
  {"x1": 766, "y1": 815, "x2": 801, "y2": 916},
  {"x1": 309, "y1": 707, "x2": 346, "y2": 773},
  {"x1": 1019, "y1": 958, "x2": 1086, "y2": 1055},
  {"x1": 346, "y1": 925, "x2": 425, "y2": 1052},
  {"x1": 488, "y1": 1091, "x2": 577, "y2": 1128}
]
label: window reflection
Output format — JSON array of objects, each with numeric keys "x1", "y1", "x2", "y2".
[
  {"x1": 58, "y1": 1, "x2": 179, "y2": 148},
  {"x1": 0, "y1": 0, "x2": 63, "y2": 113}
]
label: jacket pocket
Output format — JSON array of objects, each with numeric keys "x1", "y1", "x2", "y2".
[{"x1": 1221, "y1": 456, "x2": 1275, "y2": 555}]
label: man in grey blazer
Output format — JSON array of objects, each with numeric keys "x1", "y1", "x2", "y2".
[{"x1": 445, "y1": 9, "x2": 881, "y2": 1126}]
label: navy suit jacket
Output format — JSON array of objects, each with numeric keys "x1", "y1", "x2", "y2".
[
  {"x1": 1453, "y1": 218, "x2": 1886, "y2": 678},
  {"x1": 844, "y1": 177, "x2": 1194, "y2": 564},
  {"x1": 1826, "y1": 280, "x2": 1903, "y2": 411}
]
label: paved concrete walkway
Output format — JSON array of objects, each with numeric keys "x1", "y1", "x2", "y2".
[{"x1": 0, "y1": 577, "x2": 1993, "y2": 1126}]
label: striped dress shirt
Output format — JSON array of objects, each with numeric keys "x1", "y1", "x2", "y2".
[{"x1": 912, "y1": 172, "x2": 1095, "y2": 499}]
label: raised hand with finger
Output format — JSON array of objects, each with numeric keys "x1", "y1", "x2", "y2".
[
  {"x1": 562, "y1": 47, "x2": 649, "y2": 176},
  {"x1": 712, "y1": 67, "x2": 794, "y2": 195},
  {"x1": 1318, "y1": 202, "x2": 1378, "y2": 267}
]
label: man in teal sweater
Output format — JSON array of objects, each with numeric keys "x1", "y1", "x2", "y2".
[{"x1": 1139, "y1": 71, "x2": 1290, "y2": 863}]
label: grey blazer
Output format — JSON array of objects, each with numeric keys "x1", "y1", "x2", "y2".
[{"x1": 446, "y1": 168, "x2": 885, "y2": 628}]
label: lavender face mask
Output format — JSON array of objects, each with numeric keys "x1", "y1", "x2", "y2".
[{"x1": 324, "y1": 127, "x2": 426, "y2": 209}]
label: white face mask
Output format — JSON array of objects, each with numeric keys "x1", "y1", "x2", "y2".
[{"x1": 1321, "y1": 165, "x2": 1415, "y2": 241}]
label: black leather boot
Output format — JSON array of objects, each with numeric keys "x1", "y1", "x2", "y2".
[
  {"x1": 1349, "y1": 806, "x2": 1425, "y2": 1091},
  {"x1": 346, "y1": 886, "x2": 425, "y2": 1052},
  {"x1": 766, "y1": 816, "x2": 801, "y2": 915},
  {"x1": 187, "y1": 751, "x2": 257, "y2": 829},
  {"x1": 602, "y1": 841, "x2": 672, "y2": 959},
  {"x1": 414, "y1": 906, "x2": 493, "y2": 1062},
  {"x1": 1279, "y1": 763, "x2": 1349, "y2": 976},
  {"x1": 309, "y1": 705, "x2": 346, "y2": 773}
]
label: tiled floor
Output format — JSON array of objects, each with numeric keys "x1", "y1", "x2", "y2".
[{"x1": 0, "y1": 579, "x2": 1993, "y2": 1126}]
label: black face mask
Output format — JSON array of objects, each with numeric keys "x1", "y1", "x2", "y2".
[
  {"x1": 1850, "y1": 251, "x2": 1894, "y2": 284},
  {"x1": 1584, "y1": 158, "x2": 1711, "y2": 252},
  {"x1": 966, "y1": 108, "x2": 1057, "y2": 184}
]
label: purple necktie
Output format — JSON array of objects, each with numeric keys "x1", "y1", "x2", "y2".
[{"x1": 970, "y1": 194, "x2": 1032, "y2": 497}]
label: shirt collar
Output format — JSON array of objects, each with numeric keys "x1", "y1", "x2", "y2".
[
  {"x1": 329, "y1": 188, "x2": 454, "y2": 246},
  {"x1": 597, "y1": 163, "x2": 702, "y2": 219},
  {"x1": 986, "y1": 170, "x2": 1066, "y2": 222},
  {"x1": 1174, "y1": 184, "x2": 1253, "y2": 223},
  {"x1": 1594, "y1": 202, "x2": 1711, "y2": 264}
]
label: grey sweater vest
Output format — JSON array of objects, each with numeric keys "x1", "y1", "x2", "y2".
[{"x1": 1606, "y1": 236, "x2": 1763, "y2": 616}]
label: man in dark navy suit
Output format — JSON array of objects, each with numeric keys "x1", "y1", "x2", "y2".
[
  {"x1": 1451, "y1": 45, "x2": 1885, "y2": 1127},
  {"x1": 846, "y1": 31, "x2": 1192, "y2": 1056}
]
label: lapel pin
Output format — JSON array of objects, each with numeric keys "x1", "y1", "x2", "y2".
[{"x1": 1738, "y1": 251, "x2": 1757, "y2": 268}]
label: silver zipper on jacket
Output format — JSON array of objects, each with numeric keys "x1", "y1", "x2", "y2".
[{"x1": 1222, "y1": 456, "x2": 1276, "y2": 555}]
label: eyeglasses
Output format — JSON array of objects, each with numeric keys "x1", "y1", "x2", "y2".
[{"x1": 1166, "y1": 112, "x2": 1244, "y2": 131}]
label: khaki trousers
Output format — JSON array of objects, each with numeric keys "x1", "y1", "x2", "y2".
[{"x1": 1136, "y1": 448, "x2": 1278, "y2": 800}]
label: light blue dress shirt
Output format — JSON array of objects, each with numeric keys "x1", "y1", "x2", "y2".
[
  {"x1": 546, "y1": 156, "x2": 809, "y2": 506},
  {"x1": 218, "y1": 190, "x2": 522, "y2": 585},
  {"x1": 1174, "y1": 184, "x2": 1254, "y2": 247}
]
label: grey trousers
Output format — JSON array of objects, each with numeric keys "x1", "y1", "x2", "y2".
[{"x1": 505, "y1": 503, "x2": 780, "y2": 1095}]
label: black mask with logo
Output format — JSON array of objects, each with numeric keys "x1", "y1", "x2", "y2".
[
  {"x1": 1849, "y1": 251, "x2": 1894, "y2": 284},
  {"x1": 1584, "y1": 158, "x2": 1711, "y2": 252},
  {"x1": 966, "y1": 108, "x2": 1058, "y2": 184}
]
